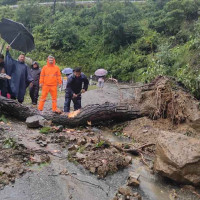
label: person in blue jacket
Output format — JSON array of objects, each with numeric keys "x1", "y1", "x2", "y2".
[
  {"x1": 64, "y1": 67, "x2": 89, "y2": 113},
  {"x1": 5, "y1": 46, "x2": 33, "y2": 103}
]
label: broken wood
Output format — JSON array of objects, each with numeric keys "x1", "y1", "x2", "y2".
[{"x1": 0, "y1": 96, "x2": 142, "y2": 126}]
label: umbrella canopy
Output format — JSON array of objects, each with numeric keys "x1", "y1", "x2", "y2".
[
  {"x1": 95, "y1": 68, "x2": 108, "y2": 77},
  {"x1": 62, "y1": 68, "x2": 73, "y2": 75},
  {"x1": 0, "y1": 18, "x2": 35, "y2": 53}
]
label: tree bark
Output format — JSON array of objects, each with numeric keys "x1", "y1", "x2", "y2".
[{"x1": 0, "y1": 96, "x2": 142, "y2": 126}]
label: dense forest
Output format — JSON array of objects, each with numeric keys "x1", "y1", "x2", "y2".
[{"x1": 1, "y1": 0, "x2": 200, "y2": 97}]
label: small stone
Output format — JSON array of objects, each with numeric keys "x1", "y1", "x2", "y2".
[
  {"x1": 89, "y1": 167, "x2": 96, "y2": 173},
  {"x1": 129, "y1": 172, "x2": 140, "y2": 180},
  {"x1": 77, "y1": 138, "x2": 86, "y2": 146},
  {"x1": 69, "y1": 135, "x2": 76, "y2": 141},
  {"x1": 125, "y1": 156, "x2": 132, "y2": 164},
  {"x1": 57, "y1": 125, "x2": 63, "y2": 132},
  {"x1": 127, "y1": 178, "x2": 140, "y2": 187},
  {"x1": 118, "y1": 186, "x2": 134, "y2": 196},
  {"x1": 18, "y1": 169, "x2": 24, "y2": 175},
  {"x1": 76, "y1": 152, "x2": 86, "y2": 160}
]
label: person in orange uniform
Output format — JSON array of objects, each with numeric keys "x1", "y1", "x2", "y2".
[{"x1": 38, "y1": 55, "x2": 62, "y2": 113}]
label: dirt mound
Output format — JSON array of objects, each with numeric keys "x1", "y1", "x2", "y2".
[
  {"x1": 0, "y1": 133, "x2": 33, "y2": 188},
  {"x1": 61, "y1": 129, "x2": 132, "y2": 178},
  {"x1": 123, "y1": 117, "x2": 199, "y2": 146},
  {"x1": 137, "y1": 76, "x2": 200, "y2": 124}
]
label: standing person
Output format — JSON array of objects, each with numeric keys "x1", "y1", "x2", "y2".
[
  {"x1": 5, "y1": 46, "x2": 33, "y2": 103},
  {"x1": 64, "y1": 67, "x2": 89, "y2": 113},
  {"x1": 29, "y1": 61, "x2": 41, "y2": 105},
  {"x1": 38, "y1": 55, "x2": 62, "y2": 113},
  {"x1": 89, "y1": 74, "x2": 93, "y2": 85},
  {"x1": 97, "y1": 76, "x2": 105, "y2": 90},
  {"x1": 0, "y1": 53, "x2": 7, "y2": 97}
]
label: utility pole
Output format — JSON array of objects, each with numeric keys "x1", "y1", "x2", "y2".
[{"x1": 52, "y1": 0, "x2": 56, "y2": 15}]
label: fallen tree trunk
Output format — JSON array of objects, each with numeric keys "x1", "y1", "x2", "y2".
[{"x1": 0, "y1": 96, "x2": 142, "y2": 126}]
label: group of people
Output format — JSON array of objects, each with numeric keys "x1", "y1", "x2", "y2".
[{"x1": 0, "y1": 46, "x2": 89, "y2": 114}]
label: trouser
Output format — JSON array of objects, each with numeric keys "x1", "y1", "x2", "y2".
[
  {"x1": 38, "y1": 85, "x2": 57, "y2": 111},
  {"x1": 29, "y1": 85, "x2": 39, "y2": 104},
  {"x1": 98, "y1": 80, "x2": 104, "y2": 88},
  {"x1": 0, "y1": 80, "x2": 7, "y2": 97},
  {"x1": 64, "y1": 94, "x2": 81, "y2": 112}
]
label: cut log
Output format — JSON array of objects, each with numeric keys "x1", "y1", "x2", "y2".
[{"x1": 0, "y1": 96, "x2": 142, "y2": 126}]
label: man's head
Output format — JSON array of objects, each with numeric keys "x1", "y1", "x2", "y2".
[
  {"x1": 74, "y1": 67, "x2": 82, "y2": 77},
  {"x1": 18, "y1": 54, "x2": 25, "y2": 63},
  {"x1": 48, "y1": 55, "x2": 54, "y2": 64},
  {"x1": 0, "y1": 54, "x2": 4, "y2": 63}
]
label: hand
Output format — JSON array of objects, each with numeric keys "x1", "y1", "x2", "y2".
[
  {"x1": 73, "y1": 93, "x2": 77, "y2": 98},
  {"x1": 6, "y1": 45, "x2": 10, "y2": 51},
  {"x1": 81, "y1": 89, "x2": 86, "y2": 93},
  {"x1": 39, "y1": 84, "x2": 43, "y2": 88},
  {"x1": 58, "y1": 84, "x2": 61, "y2": 88}
]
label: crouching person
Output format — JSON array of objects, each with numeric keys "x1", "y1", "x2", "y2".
[
  {"x1": 29, "y1": 61, "x2": 40, "y2": 105},
  {"x1": 38, "y1": 55, "x2": 61, "y2": 113},
  {"x1": 64, "y1": 67, "x2": 89, "y2": 113}
]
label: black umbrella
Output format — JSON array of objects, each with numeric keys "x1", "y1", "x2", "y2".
[{"x1": 0, "y1": 18, "x2": 35, "y2": 53}]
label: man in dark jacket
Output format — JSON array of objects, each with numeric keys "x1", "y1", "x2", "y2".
[
  {"x1": 5, "y1": 46, "x2": 33, "y2": 103},
  {"x1": 64, "y1": 67, "x2": 89, "y2": 113},
  {"x1": 0, "y1": 53, "x2": 7, "y2": 97},
  {"x1": 29, "y1": 61, "x2": 41, "y2": 105}
]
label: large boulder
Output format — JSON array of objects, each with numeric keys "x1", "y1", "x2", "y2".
[{"x1": 154, "y1": 131, "x2": 200, "y2": 185}]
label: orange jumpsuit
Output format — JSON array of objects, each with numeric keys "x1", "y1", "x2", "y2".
[{"x1": 38, "y1": 59, "x2": 61, "y2": 111}]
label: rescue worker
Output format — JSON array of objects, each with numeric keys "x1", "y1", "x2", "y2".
[
  {"x1": 29, "y1": 61, "x2": 40, "y2": 105},
  {"x1": 64, "y1": 67, "x2": 89, "y2": 113},
  {"x1": 0, "y1": 53, "x2": 7, "y2": 97},
  {"x1": 38, "y1": 55, "x2": 62, "y2": 112},
  {"x1": 5, "y1": 46, "x2": 33, "y2": 103}
]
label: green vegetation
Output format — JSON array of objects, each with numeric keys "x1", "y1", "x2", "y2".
[
  {"x1": 95, "y1": 140, "x2": 110, "y2": 148},
  {"x1": 3, "y1": 138, "x2": 17, "y2": 149},
  {"x1": 1, "y1": 0, "x2": 200, "y2": 97},
  {"x1": 95, "y1": 140, "x2": 105, "y2": 148},
  {"x1": 40, "y1": 126, "x2": 51, "y2": 134},
  {"x1": 77, "y1": 145, "x2": 86, "y2": 153},
  {"x1": 0, "y1": 115, "x2": 8, "y2": 123}
]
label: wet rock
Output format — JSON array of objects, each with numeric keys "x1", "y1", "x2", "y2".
[
  {"x1": 154, "y1": 131, "x2": 200, "y2": 185},
  {"x1": 89, "y1": 167, "x2": 96, "y2": 174},
  {"x1": 125, "y1": 156, "x2": 132, "y2": 164},
  {"x1": 77, "y1": 138, "x2": 86, "y2": 146},
  {"x1": 129, "y1": 172, "x2": 140, "y2": 180},
  {"x1": 39, "y1": 141, "x2": 47, "y2": 147},
  {"x1": 51, "y1": 125, "x2": 63, "y2": 133},
  {"x1": 68, "y1": 144, "x2": 79, "y2": 151},
  {"x1": 40, "y1": 154, "x2": 50, "y2": 163},
  {"x1": 118, "y1": 186, "x2": 134, "y2": 196},
  {"x1": 127, "y1": 178, "x2": 140, "y2": 187},
  {"x1": 76, "y1": 152, "x2": 86, "y2": 160},
  {"x1": 69, "y1": 135, "x2": 76, "y2": 141},
  {"x1": 26, "y1": 115, "x2": 47, "y2": 128}
]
